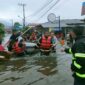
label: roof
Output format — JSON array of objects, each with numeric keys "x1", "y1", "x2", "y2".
[{"x1": 41, "y1": 19, "x2": 84, "y2": 28}]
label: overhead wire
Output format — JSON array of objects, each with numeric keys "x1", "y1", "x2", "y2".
[
  {"x1": 35, "y1": 0, "x2": 71, "y2": 22},
  {"x1": 28, "y1": 0, "x2": 71, "y2": 23},
  {"x1": 51, "y1": 0, "x2": 72, "y2": 13},
  {"x1": 34, "y1": 0, "x2": 61, "y2": 22},
  {"x1": 26, "y1": 0, "x2": 54, "y2": 18}
]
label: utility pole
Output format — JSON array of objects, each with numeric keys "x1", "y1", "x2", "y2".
[
  {"x1": 10, "y1": 19, "x2": 13, "y2": 29},
  {"x1": 11, "y1": 19, "x2": 14, "y2": 28},
  {"x1": 18, "y1": 3, "x2": 26, "y2": 29},
  {"x1": 59, "y1": 16, "x2": 61, "y2": 31}
]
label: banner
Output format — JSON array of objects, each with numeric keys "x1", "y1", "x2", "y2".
[{"x1": 81, "y1": 2, "x2": 85, "y2": 16}]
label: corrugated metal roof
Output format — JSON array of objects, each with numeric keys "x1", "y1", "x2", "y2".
[{"x1": 41, "y1": 19, "x2": 84, "y2": 28}]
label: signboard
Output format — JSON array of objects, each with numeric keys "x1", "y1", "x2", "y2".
[{"x1": 81, "y1": 2, "x2": 85, "y2": 16}]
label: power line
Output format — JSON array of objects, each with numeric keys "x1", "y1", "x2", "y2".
[
  {"x1": 27, "y1": 0, "x2": 54, "y2": 18},
  {"x1": 37, "y1": 0, "x2": 72, "y2": 22},
  {"x1": 28, "y1": 0, "x2": 70, "y2": 23},
  {"x1": 36, "y1": 0, "x2": 61, "y2": 22},
  {"x1": 52, "y1": 0, "x2": 71, "y2": 12},
  {"x1": 28, "y1": 0, "x2": 61, "y2": 22}
]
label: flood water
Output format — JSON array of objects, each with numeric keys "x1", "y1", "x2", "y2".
[{"x1": 0, "y1": 35, "x2": 73, "y2": 85}]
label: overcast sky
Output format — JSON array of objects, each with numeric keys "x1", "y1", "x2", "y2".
[{"x1": 0, "y1": 0, "x2": 84, "y2": 23}]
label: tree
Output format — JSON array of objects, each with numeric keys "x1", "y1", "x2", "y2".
[
  {"x1": 14, "y1": 22, "x2": 22, "y2": 30},
  {"x1": 0, "y1": 23, "x2": 5, "y2": 40}
]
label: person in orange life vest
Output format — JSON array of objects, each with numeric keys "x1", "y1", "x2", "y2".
[
  {"x1": 29, "y1": 32, "x2": 37, "y2": 42},
  {"x1": 0, "y1": 40, "x2": 5, "y2": 51},
  {"x1": 38, "y1": 32, "x2": 53, "y2": 50},
  {"x1": 50, "y1": 32, "x2": 58, "y2": 52},
  {"x1": 60, "y1": 37, "x2": 65, "y2": 46},
  {"x1": 13, "y1": 39, "x2": 26, "y2": 56},
  {"x1": 5, "y1": 30, "x2": 21, "y2": 51},
  {"x1": 0, "y1": 40, "x2": 12, "y2": 59},
  {"x1": 0, "y1": 41, "x2": 12, "y2": 54}
]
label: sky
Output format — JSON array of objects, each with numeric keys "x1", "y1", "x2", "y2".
[{"x1": 0, "y1": 0, "x2": 85, "y2": 24}]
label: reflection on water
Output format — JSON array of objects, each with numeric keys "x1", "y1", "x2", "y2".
[
  {"x1": 35, "y1": 56, "x2": 57, "y2": 76},
  {"x1": 0, "y1": 59, "x2": 28, "y2": 72},
  {"x1": 0, "y1": 52, "x2": 58, "y2": 85},
  {"x1": 0, "y1": 77, "x2": 23, "y2": 84},
  {"x1": 0, "y1": 53, "x2": 57, "y2": 75},
  {"x1": 11, "y1": 59, "x2": 27, "y2": 71},
  {"x1": 0, "y1": 65, "x2": 7, "y2": 72},
  {"x1": 27, "y1": 78, "x2": 44, "y2": 85}
]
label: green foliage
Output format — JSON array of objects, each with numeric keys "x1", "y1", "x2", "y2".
[
  {"x1": 0, "y1": 23, "x2": 5, "y2": 33},
  {"x1": 12, "y1": 28, "x2": 17, "y2": 32},
  {"x1": 21, "y1": 26, "x2": 29, "y2": 32},
  {"x1": 0, "y1": 23, "x2": 5, "y2": 39},
  {"x1": 14, "y1": 22, "x2": 21, "y2": 29}
]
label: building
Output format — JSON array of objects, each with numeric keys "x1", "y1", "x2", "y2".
[{"x1": 41, "y1": 19, "x2": 84, "y2": 37}]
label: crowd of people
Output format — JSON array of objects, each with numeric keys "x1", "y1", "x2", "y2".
[
  {"x1": 0, "y1": 29, "x2": 65, "y2": 59},
  {"x1": 0, "y1": 26, "x2": 85, "y2": 85}
]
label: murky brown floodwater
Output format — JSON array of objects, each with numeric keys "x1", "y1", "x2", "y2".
[
  {"x1": 0, "y1": 35, "x2": 73, "y2": 85},
  {"x1": 35, "y1": 56, "x2": 57, "y2": 76},
  {"x1": 0, "y1": 46, "x2": 73, "y2": 85},
  {"x1": 0, "y1": 53, "x2": 57, "y2": 74},
  {"x1": 0, "y1": 52, "x2": 58, "y2": 85}
]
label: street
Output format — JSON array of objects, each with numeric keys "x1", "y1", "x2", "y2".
[
  {"x1": 0, "y1": 0, "x2": 84, "y2": 85},
  {"x1": 0, "y1": 44, "x2": 74, "y2": 85}
]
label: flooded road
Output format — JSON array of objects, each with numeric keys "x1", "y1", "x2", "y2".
[{"x1": 0, "y1": 36, "x2": 73, "y2": 85}]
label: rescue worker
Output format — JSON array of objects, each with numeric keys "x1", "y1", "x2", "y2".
[
  {"x1": 0, "y1": 41, "x2": 12, "y2": 60},
  {"x1": 37, "y1": 32, "x2": 53, "y2": 55},
  {"x1": 13, "y1": 39, "x2": 26, "y2": 56},
  {"x1": 0, "y1": 40, "x2": 5, "y2": 51},
  {"x1": 60, "y1": 37, "x2": 65, "y2": 46},
  {"x1": 69, "y1": 32, "x2": 74, "y2": 46},
  {"x1": 29, "y1": 32, "x2": 37, "y2": 42},
  {"x1": 5, "y1": 30, "x2": 21, "y2": 51},
  {"x1": 62, "y1": 26, "x2": 85, "y2": 85},
  {"x1": 50, "y1": 32, "x2": 58, "y2": 52}
]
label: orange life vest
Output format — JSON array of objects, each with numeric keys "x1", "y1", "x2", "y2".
[
  {"x1": 13, "y1": 42, "x2": 24, "y2": 54},
  {"x1": 40, "y1": 36, "x2": 52, "y2": 49},
  {"x1": 30, "y1": 33, "x2": 37, "y2": 41},
  {"x1": 0, "y1": 45, "x2": 5, "y2": 51},
  {"x1": 60, "y1": 40, "x2": 65, "y2": 46}
]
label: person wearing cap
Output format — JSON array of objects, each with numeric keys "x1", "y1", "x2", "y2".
[{"x1": 63, "y1": 26, "x2": 85, "y2": 85}]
